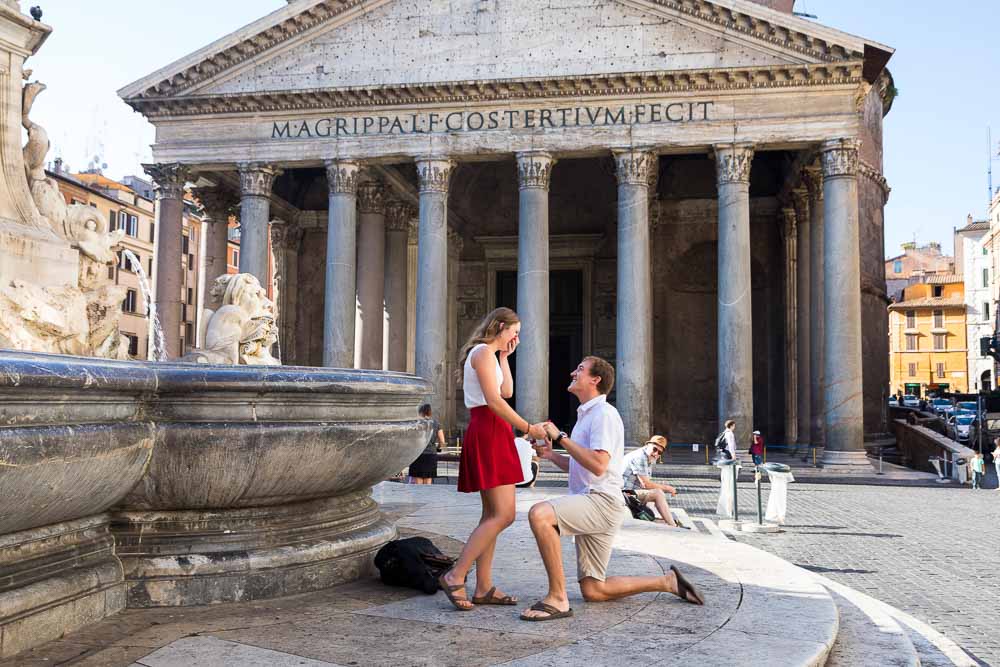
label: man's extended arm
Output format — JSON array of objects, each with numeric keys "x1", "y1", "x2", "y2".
[{"x1": 636, "y1": 474, "x2": 677, "y2": 496}]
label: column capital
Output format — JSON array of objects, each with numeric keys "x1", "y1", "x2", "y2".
[
  {"x1": 270, "y1": 219, "x2": 303, "y2": 252},
  {"x1": 357, "y1": 179, "x2": 387, "y2": 214},
  {"x1": 781, "y1": 207, "x2": 798, "y2": 241},
  {"x1": 385, "y1": 200, "x2": 415, "y2": 231},
  {"x1": 324, "y1": 159, "x2": 361, "y2": 195},
  {"x1": 612, "y1": 148, "x2": 656, "y2": 186},
  {"x1": 238, "y1": 163, "x2": 282, "y2": 198},
  {"x1": 416, "y1": 158, "x2": 455, "y2": 194},
  {"x1": 143, "y1": 163, "x2": 191, "y2": 201},
  {"x1": 193, "y1": 187, "x2": 237, "y2": 224},
  {"x1": 820, "y1": 138, "x2": 861, "y2": 179},
  {"x1": 516, "y1": 151, "x2": 555, "y2": 190},
  {"x1": 802, "y1": 165, "x2": 824, "y2": 202},
  {"x1": 713, "y1": 144, "x2": 755, "y2": 185},
  {"x1": 791, "y1": 187, "x2": 810, "y2": 223}
]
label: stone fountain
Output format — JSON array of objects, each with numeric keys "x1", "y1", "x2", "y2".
[{"x1": 0, "y1": 3, "x2": 430, "y2": 659}]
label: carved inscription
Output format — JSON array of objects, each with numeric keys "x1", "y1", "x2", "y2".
[{"x1": 272, "y1": 101, "x2": 716, "y2": 139}]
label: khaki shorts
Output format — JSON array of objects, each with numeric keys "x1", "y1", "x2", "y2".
[{"x1": 547, "y1": 492, "x2": 627, "y2": 582}]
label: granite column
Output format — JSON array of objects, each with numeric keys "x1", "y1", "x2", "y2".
[
  {"x1": 322, "y1": 160, "x2": 360, "y2": 368},
  {"x1": 793, "y1": 188, "x2": 811, "y2": 444},
  {"x1": 414, "y1": 158, "x2": 454, "y2": 413},
  {"x1": 805, "y1": 166, "x2": 826, "y2": 447},
  {"x1": 384, "y1": 202, "x2": 412, "y2": 372},
  {"x1": 270, "y1": 220, "x2": 303, "y2": 364},
  {"x1": 515, "y1": 152, "x2": 554, "y2": 424},
  {"x1": 237, "y1": 163, "x2": 280, "y2": 286},
  {"x1": 356, "y1": 179, "x2": 387, "y2": 369},
  {"x1": 820, "y1": 139, "x2": 866, "y2": 468},
  {"x1": 781, "y1": 207, "x2": 798, "y2": 445},
  {"x1": 613, "y1": 149, "x2": 655, "y2": 448},
  {"x1": 714, "y1": 144, "x2": 755, "y2": 447},
  {"x1": 193, "y1": 187, "x2": 235, "y2": 289},
  {"x1": 145, "y1": 163, "x2": 190, "y2": 361}
]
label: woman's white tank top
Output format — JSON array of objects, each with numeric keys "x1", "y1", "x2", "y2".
[{"x1": 464, "y1": 343, "x2": 503, "y2": 408}]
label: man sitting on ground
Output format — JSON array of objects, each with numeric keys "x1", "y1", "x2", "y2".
[
  {"x1": 622, "y1": 434, "x2": 680, "y2": 527},
  {"x1": 520, "y1": 355, "x2": 704, "y2": 621}
]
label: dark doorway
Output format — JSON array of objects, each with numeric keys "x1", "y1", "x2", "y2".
[{"x1": 495, "y1": 269, "x2": 585, "y2": 432}]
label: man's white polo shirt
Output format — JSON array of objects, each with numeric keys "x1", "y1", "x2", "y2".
[{"x1": 567, "y1": 394, "x2": 625, "y2": 500}]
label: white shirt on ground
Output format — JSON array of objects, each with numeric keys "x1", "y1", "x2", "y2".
[
  {"x1": 463, "y1": 343, "x2": 503, "y2": 409},
  {"x1": 567, "y1": 394, "x2": 625, "y2": 499}
]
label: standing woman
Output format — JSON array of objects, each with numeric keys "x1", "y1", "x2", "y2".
[
  {"x1": 409, "y1": 403, "x2": 445, "y2": 485},
  {"x1": 439, "y1": 307, "x2": 547, "y2": 610},
  {"x1": 993, "y1": 438, "x2": 1000, "y2": 492}
]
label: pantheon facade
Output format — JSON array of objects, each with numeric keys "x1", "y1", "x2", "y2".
[{"x1": 122, "y1": 0, "x2": 894, "y2": 467}]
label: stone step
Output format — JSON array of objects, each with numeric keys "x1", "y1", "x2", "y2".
[{"x1": 823, "y1": 586, "x2": 919, "y2": 666}]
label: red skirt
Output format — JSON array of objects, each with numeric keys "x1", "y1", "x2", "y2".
[{"x1": 458, "y1": 406, "x2": 524, "y2": 492}]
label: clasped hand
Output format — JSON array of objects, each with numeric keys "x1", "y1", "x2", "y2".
[{"x1": 528, "y1": 421, "x2": 561, "y2": 459}]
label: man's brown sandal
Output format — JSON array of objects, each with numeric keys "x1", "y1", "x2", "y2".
[
  {"x1": 472, "y1": 586, "x2": 518, "y2": 606},
  {"x1": 438, "y1": 573, "x2": 474, "y2": 611},
  {"x1": 671, "y1": 565, "x2": 705, "y2": 605},
  {"x1": 519, "y1": 600, "x2": 574, "y2": 621}
]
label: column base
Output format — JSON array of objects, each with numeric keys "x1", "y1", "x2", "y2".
[
  {"x1": 112, "y1": 492, "x2": 393, "y2": 608},
  {"x1": 0, "y1": 515, "x2": 125, "y2": 659},
  {"x1": 819, "y1": 449, "x2": 873, "y2": 473}
]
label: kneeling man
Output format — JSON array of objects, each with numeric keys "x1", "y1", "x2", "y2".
[{"x1": 522, "y1": 356, "x2": 704, "y2": 621}]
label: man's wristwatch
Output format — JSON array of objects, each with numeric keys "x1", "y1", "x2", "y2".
[{"x1": 553, "y1": 431, "x2": 567, "y2": 446}]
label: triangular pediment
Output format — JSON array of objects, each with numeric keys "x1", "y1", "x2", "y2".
[{"x1": 120, "y1": 0, "x2": 892, "y2": 107}]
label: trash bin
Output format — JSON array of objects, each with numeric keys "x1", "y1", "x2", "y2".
[
  {"x1": 715, "y1": 459, "x2": 742, "y2": 519},
  {"x1": 953, "y1": 456, "x2": 968, "y2": 485},
  {"x1": 764, "y1": 466, "x2": 795, "y2": 525}
]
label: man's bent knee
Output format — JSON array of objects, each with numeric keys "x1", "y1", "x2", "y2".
[
  {"x1": 580, "y1": 578, "x2": 609, "y2": 602},
  {"x1": 528, "y1": 502, "x2": 555, "y2": 528}
]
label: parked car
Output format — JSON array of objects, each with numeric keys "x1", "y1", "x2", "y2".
[
  {"x1": 955, "y1": 401, "x2": 979, "y2": 414},
  {"x1": 950, "y1": 414, "x2": 976, "y2": 442},
  {"x1": 902, "y1": 394, "x2": 920, "y2": 408},
  {"x1": 930, "y1": 398, "x2": 954, "y2": 415}
]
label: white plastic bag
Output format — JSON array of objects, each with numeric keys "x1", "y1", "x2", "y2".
[
  {"x1": 716, "y1": 463, "x2": 742, "y2": 518},
  {"x1": 764, "y1": 470, "x2": 795, "y2": 524},
  {"x1": 513, "y1": 437, "x2": 535, "y2": 485}
]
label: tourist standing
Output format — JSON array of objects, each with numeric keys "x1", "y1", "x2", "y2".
[
  {"x1": 721, "y1": 419, "x2": 737, "y2": 460},
  {"x1": 438, "y1": 307, "x2": 547, "y2": 611},
  {"x1": 409, "y1": 403, "x2": 444, "y2": 485},
  {"x1": 970, "y1": 451, "x2": 984, "y2": 490},
  {"x1": 993, "y1": 439, "x2": 1000, "y2": 492},
  {"x1": 750, "y1": 430, "x2": 764, "y2": 465}
]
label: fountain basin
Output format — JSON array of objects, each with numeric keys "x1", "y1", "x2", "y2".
[{"x1": 0, "y1": 351, "x2": 431, "y2": 655}]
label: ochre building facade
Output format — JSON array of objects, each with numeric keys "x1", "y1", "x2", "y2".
[{"x1": 122, "y1": 0, "x2": 894, "y2": 468}]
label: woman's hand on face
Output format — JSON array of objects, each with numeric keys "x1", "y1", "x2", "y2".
[{"x1": 499, "y1": 334, "x2": 519, "y2": 359}]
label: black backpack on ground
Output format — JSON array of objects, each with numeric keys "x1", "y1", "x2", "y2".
[{"x1": 373, "y1": 537, "x2": 455, "y2": 594}]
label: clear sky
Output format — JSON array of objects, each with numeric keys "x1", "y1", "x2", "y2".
[{"x1": 27, "y1": 0, "x2": 1000, "y2": 259}]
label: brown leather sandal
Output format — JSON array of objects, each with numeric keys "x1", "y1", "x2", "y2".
[
  {"x1": 671, "y1": 565, "x2": 705, "y2": 605},
  {"x1": 438, "y1": 573, "x2": 474, "y2": 611},
  {"x1": 472, "y1": 586, "x2": 518, "y2": 606},
  {"x1": 519, "y1": 600, "x2": 574, "y2": 621}
]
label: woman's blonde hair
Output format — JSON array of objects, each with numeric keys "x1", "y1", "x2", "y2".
[{"x1": 459, "y1": 307, "x2": 520, "y2": 367}]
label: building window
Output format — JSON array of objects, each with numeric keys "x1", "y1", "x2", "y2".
[
  {"x1": 123, "y1": 333, "x2": 139, "y2": 357},
  {"x1": 118, "y1": 250, "x2": 131, "y2": 271},
  {"x1": 936, "y1": 363, "x2": 946, "y2": 379},
  {"x1": 933, "y1": 285, "x2": 944, "y2": 297},
  {"x1": 905, "y1": 310, "x2": 916, "y2": 328},
  {"x1": 908, "y1": 363, "x2": 917, "y2": 377},
  {"x1": 933, "y1": 310, "x2": 943, "y2": 328},
  {"x1": 187, "y1": 288, "x2": 193, "y2": 305},
  {"x1": 109, "y1": 210, "x2": 116, "y2": 230},
  {"x1": 123, "y1": 289, "x2": 138, "y2": 314},
  {"x1": 150, "y1": 222, "x2": 156, "y2": 242},
  {"x1": 232, "y1": 249, "x2": 239, "y2": 267},
  {"x1": 107, "y1": 264, "x2": 115, "y2": 280},
  {"x1": 228, "y1": 226, "x2": 241, "y2": 242},
  {"x1": 188, "y1": 253, "x2": 194, "y2": 270},
  {"x1": 984, "y1": 268, "x2": 990, "y2": 288},
  {"x1": 148, "y1": 257, "x2": 154, "y2": 278},
  {"x1": 893, "y1": 260, "x2": 902, "y2": 274},
  {"x1": 985, "y1": 302, "x2": 991, "y2": 321},
  {"x1": 933, "y1": 333, "x2": 946, "y2": 350},
  {"x1": 118, "y1": 211, "x2": 127, "y2": 231},
  {"x1": 182, "y1": 235, "x2": 190, "y2": 255},
  {"x1": 185, "y1": 322, "x2": 194, "y2": 342},
  {"x1": 984, "y1": 246, "x2": 989, "y2": 256},
  {"x1": 905, "y1": 334, "x2": 918, "y2": 351},
  {"x1": 127, "y1": 215, "x2": 138, "y2": 237}
]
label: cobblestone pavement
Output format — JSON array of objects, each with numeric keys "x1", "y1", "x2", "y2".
[{"x1": 670, "y1": 470, "x2": 1000, "y2": 666}]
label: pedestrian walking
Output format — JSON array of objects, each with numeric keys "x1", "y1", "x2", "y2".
[
  {"x1": 409, "y1": 403, "x2": 445, "y2": 484},
  {"x1": 970, "y1": 452, "x2": 985, "y2": 490},
  {"x1": 750, "y1": 430, "x2": 764, "y2": 465}
]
